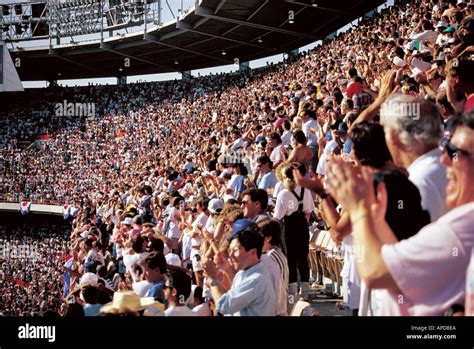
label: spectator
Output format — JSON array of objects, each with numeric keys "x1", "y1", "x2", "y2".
[
  {"x1": 202, "y1": 221, "x2": 277, "y2": 316},
  {"x1": 380, "y1": 95, "x2": 447, "y2": 221}
]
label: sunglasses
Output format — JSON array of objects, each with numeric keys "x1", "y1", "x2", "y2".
[{"x1": 441, "y1": 139, "x2": 472, "y2": 160}]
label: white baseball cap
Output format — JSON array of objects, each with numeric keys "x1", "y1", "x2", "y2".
[
  {"x1": 208, "y1": 198, "x2": 224, "y2": 214},
  {"x1": 80, "y1": 272, "x2": 99, "y2": 288},
  {"x1": 121, "y1": 217, "x2": 133, "y2": 226}
]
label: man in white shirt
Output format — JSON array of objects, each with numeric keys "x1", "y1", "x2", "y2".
[
  {"x1": 301, "y1": 109, "x2": 320, "y2": 171},
  {"x1": 325, "y1": 112, "x2": 474, "y2": 316},
  {"x1": 281, "y1": 120, "x2": 293, "y2": 147},
  {"x1": 164, "y1": 269, "x2": 196, "y2": 316},
  {"x1": 381, "y1": 95, "x2": 447, "y2": 221}
]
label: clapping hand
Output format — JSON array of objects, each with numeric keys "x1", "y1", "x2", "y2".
[{"x1": 325, "y1": 157, "x2": 387, "y2": 222}]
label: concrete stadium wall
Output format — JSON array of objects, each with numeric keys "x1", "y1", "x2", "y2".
[{"x1": 0, "y1": 203, "x2": 63, "y2": 215}]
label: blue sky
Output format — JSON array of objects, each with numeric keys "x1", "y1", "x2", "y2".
[{"x1": 16, "y1": 0, "x2": 394, "y2": 88}]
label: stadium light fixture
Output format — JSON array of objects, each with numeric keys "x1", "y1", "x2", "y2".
[
  {"x1": 311, "y1": 0, "x2": 318, "y2": 7},
  {"x1": 174, "y1": 59, "x2": 179, "y2": 65},
  {"x1": 119, "y1": 67, "x2": 123, "y2": 71},
  {"x1": 257, "y1": 37, "x2": 263, "y2": 43},
  {"x1": 221, "y1": 49, "x2": 226, "y2": 56}
]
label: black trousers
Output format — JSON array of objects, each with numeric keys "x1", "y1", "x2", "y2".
[{"x1": 284, "y1": 212, "x2": 310, "y2": 283}]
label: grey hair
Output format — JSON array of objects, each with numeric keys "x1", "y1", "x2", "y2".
[{"x1": 380, "y1": 94, "x2": 443, "y2": 153}]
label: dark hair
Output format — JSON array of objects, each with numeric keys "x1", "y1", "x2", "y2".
[
  {"x1": 260, "y1": 220, "x2": 281, "y2": 247},
  {"x1": 232, "y1": 228, "x2": 264, "y2": 259},
  {"x1": 373, "y1": 170, "x2": 431, "y2": 240},
  {"x1": 167, "y1": 269, "x2": 192, "y2": 304},
  {"x1": 303, "y1": 109, "x2": 316, "y2": 120},
  {"x1": 242, "y1": 188, "x2": 268, "y2": 211},
  {"x1": 63, "y1": 303, "x2": 85, "y2": 317},
  {"x1": 257, "y1": 155, "x2": 273, "y2": 169},
  {"x1": 348, "y1": 67, "x2": 359, "y2": 78},
  {"x1": 349, "y1": 121, "x2": 392, "y2": 169},
  {"x1": 283, "y1": 120, "x2": 292, "y2": 130},
  {"x1": 194, "y1": 286, "x2": 205, "y2": 304},
  {"x1": 283, "y1": 162, "x2": 306, "y2": 180},
  {"x1": 143, "y1": 251, "x2": 167, "y2": 274},
  {"x1": 453, "y1": 110, "x2": 474, "y2": 132},
  {"x1": 81, "y1": 285, "x2": 98, "y2": 304},
  {"x1": 96, "y1": 264, "x2": 108, "y2": 278},
  {"x1": 172, "y1": 196, "x2": 184, "y2": 207},
  {"x1": 147, "y1": 237, "x2": 165, "y2": 253},
  {"x1": 131, "y1": 234, "x2": 146, "y2": 253},
  {"x1": 292, "y1": 130, "x2": 307, "y2": 144},
  {"x1": 344, "y1": 98, "x2": 354, "y2": 109},
  {"x1": 436, "y1": 91, "x2": 454, "y2": 116},
  {"x1": 270, "y1": 132, "x2": 282, "y2": 144}
]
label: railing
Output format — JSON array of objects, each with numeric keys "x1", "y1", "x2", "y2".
[{"x1": 0, "y1": 195, "x2": 65, "y2": 206}]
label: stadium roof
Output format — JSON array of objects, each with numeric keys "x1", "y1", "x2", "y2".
[{"x1": 10, "y1": 0, "x2": 385, "y2": 81}]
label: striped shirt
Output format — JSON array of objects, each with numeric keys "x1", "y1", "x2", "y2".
[{"x1": 267, "y1": 247, "x2": 289, "y2": 315}]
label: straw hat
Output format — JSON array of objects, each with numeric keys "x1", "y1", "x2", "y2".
[{"x1": 100, "y1": 291, "x2": 164, "y2": 313}]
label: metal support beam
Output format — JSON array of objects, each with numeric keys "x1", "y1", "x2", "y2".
[
  {"x1": 49, "y1": 52, "x2": 113, "y2": 78},
  {"x1": 194, "y1": 5, "x2": 319, "y2": 41},
  {"x1": 283, "y1": 0, "x2": 352, "y2": 16},
  {"x1": 177, "y1": 21, "x2": 274, "y2": 51},
  {"x1": 144, "y1": 32, "x2": 233, "y2": 64},
  {"x1": 214, "y1": 0, "x2": 227, "y2": 14},
  {"x1": 246, "y1": 0, "x2": 269, "y2": 21},
  {"x1": 100, "y1": 41, "x2": 171, "y2": 70}
]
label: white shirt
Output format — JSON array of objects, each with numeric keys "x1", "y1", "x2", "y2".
[
  {"x1": 407, "y1": 148, "x2": 447, "y2": 221},
  {"x1": 191, "y1": 212, "x2": 208, "y2": 258},
  {"x1": 303, "y1": 119, "x2": 319, "y2": 146},
  {"x1": 165, "y1": 253, "x2": 182, "y2": 267},
  {"x1": 231, "y1": 137, "x2": 246, "y2": 151},
  {"x1": 132, "y1": 280, "x2": 153, "y2": 297},
  {"x1": 316, "y1": 140, "x2": 339, "y2": 176},
  {"x1": 273, "y1": 181, "x2": 284, "y2": 198},
  {"x1": 381, "y1": 203, "x2": 474, "y2": 316},
  {"x1": 409, "y1": 29, "x2": 438, "y2": 43},
  {"x1": 281, "y1": 130, "x2": 292, "y2": 146},
  {"x1": 122, "y1": 252, "x2": 147, "y2": 283},
  {"x1": 166, "y1": 207, "x2": 182, "y2": 239},
  {"x1": 270, "y1": 144, "x2": 284, "y2": 165},
  {"x1": 165, "y1": 306, "x2": 197, "y2": 316},
  {"x1": 192, "y1": 303, "x2": 212, "y2": 316},
  {"x1": 227, "y1": 174, "x2": 245, "y2": 198},
  {"x1": 273, "y1": 185, "x2": 315, "y2": 219},
  {"x1": 262, "y1": 252, "x2": 288, "y2": 316}
]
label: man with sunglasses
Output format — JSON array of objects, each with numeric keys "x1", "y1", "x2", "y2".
[{"x1": 325, "y1": 111, "x2": 474, "y2": 316}]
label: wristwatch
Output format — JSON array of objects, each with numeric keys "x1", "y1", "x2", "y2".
[{"x1": 210, "y1": 278, "x2": 219, "y2": 287}]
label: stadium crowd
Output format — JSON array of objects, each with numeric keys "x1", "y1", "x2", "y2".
[
  {"x1": 0, "y1": 224, "x2": 69, "y2": 316},
  {"x1": 1, "y1": 0, "x2": 474, "y2": 316}
]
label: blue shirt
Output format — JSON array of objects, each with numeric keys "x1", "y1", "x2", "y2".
[
  {"x1": 216, "y1": 261, "x2": 277, "y2": 316},
  {"x1": 146, "y1": 279, "x2": 166, "y2": 303},
  {"x1": 343, "y1": 138, "x2": 352, "y2": 154},
  {"x1": 83, "y1": 303, "x2": 103, "y2": 317},
  {"x1": 258, "y1": 171, "x2": 277, "y2": 191}
]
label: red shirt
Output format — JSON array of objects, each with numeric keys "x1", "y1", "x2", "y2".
[
  {"x1": 346, "y1": 81, "x2": 362, "y2": 99},
  {"x1": 464, "y1": 95, "x2": 474, "y2": 113}
]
